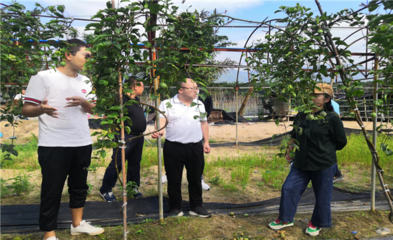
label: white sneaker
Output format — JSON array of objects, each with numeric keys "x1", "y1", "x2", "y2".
[
  {"x1": 70, "y1": 220, "x2": 105, "y2": 236},
  {"x1": 44, "y1": 237, "x2": 58, "y2": 240},
  {"x1": 162, "y1": 175, "x2": 167, "y2": 184},
  {"x1": 201, "y1": 179, "x2": 210, "y2": 191}
]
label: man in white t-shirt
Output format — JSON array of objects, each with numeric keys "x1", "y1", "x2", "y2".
[
  {"x1": 22, "y1": 39, "x2": 104, "y2": 240},
  {"x1": 152, "y1": 78, "x2": 211, "y2": 218}
]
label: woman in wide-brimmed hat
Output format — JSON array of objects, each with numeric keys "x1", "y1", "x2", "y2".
[{"x1": 268, "y1": 83, "x2": 347, "y2": 236}]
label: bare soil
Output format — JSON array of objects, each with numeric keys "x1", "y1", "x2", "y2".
[
  {"x1": 0, "y1": 119, "x2": 387, "y2": 206},
  {"x1": 0, "y1": 118, "x2": 381, "y2": 144},
  {"x1": 1, "y1": 119, "x2": 393, "y2": 239}
]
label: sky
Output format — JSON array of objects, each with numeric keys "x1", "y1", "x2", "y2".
[{"x1": 6, "y1": 0, "x2": 374, "y2": 80}]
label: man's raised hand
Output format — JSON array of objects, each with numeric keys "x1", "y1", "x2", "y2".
[
  {"x1": 65, "y1": 96, "x2": 87, "y2": 108},
  {"x1": 41, "y1": 99, "x2": 59, "y2": 118}
]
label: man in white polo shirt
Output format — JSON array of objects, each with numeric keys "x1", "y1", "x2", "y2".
[
  {"x1": 152, "y1": 78, "x2": 211, "y2": 218},
  {"x1": 22, "y1": 39, "x2": 104, "y2": 240}
]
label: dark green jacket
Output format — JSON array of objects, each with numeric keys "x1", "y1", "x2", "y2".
[{"x1": 290, "y1": 111, "x2": 347, "y2": 171}]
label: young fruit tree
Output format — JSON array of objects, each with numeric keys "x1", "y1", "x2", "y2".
[
  {"x1": 84, "y1": 0, "x2": 231, "y2": 231},
  {"x1": 247, "y1": 1, "x2": 393, "y2": 222}
]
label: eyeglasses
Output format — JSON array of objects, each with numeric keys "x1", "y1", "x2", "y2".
[
  {"x1": 181, "y1": 87, "x2": 199, "y2": 91},
  {"x1": 84, "y1": 54, "x2": 92, "y2": 59}
]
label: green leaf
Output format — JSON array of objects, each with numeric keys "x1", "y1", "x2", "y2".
[
  {"x1": 107, "y1": 132, "x2": 114, "y2": 139},
  {"x1": 148, "y1": 3, "x2": 161, "y2": 14},
  {"x1": 125, "y1": 126, "x2": 131, "y2": 134},
  {"x1": 9, "y1": 149, "x2": 18, "y2": 157},
  {"x1": 109, "y1": 106, "x2": 121, "y2": 111},
  {"x1": 368, "y1": 3, "x2": 379, "y2": 12},
  {"x1": 166, "y1": 102, "x2": 173, "y2": 109},
  {"x1": 385, "y1": 149, "x2": 393, "y2": 156},
  {"x1": 380, "y1": 24, "x2": 389, "y2": 32},
  {"x1": 57, "y1": 5, "x2": 65, "y2": 13},
  {"x1": 143, "y1": 41, "x2": 152, "y2": 48},
  {"x1": 99, "y1": 80, "x2": 108, "y2": 85},
  {"x1": 319, "y1": 65, "x2": 328, "y2": 76},
  {"x1": 100, "y1": 150, "x2": 106, "y2": 158}
]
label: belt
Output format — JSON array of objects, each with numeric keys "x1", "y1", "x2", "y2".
[
  {"x1": 167, "y1": 140, "x2": 202, "y2": 145},
  {"x1": 129, "y1": 132, "x2": 144, "y2": 136}
]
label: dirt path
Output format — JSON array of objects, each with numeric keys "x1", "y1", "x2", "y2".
[{"x1": 1, "y1": 119, "x2": 382, "y2": 145}]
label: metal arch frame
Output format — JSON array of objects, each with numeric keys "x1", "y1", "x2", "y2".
[{"x1": 3, "y1": 0, "x2": 389, "y2": 221}]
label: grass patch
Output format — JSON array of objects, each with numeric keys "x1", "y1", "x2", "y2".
[
  {"x1": 2, "y1": 132, "x2": 393, "y2": 207},
  {"x1": 204, "y1": 153, "x2": 289, "y2": 192},
  {"x1": 1, "y1": 211, "x2": 391, "y2": 240},
  {"x1": 336, "y1": 133, "x2": 393, "y2": 192},
  {"x1": 141, "y1": 145, "x2": 159, "y2": 168},
  {"x1": 338, "y1": 133, "x2": 393, "y2": 174},
  {"x1": 1, "y1": 134, "x2": 39, "y2": 170}
]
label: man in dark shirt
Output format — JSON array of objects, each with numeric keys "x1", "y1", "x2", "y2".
[
  {"x1": 198, "y1": 89, "x2": 213, "y2": 118},
  {"x1": 99, "y1": 77, "x2": 146, "y2": 202}
]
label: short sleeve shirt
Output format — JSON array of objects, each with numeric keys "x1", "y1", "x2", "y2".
[
  {"x1": 25, "y1": 69, "x2": 93, "y2": 147},
  {"x1": 159, "y1": 95, "x2": 207, "y2": 144}
]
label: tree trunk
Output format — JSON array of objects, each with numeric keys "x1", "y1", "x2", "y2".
[{"x1": 238, "y1": 86, "x2": 253, "y2": 116}]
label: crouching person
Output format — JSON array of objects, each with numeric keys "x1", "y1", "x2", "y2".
[
  {"x1": 22, "y1": 39, "x2": 104, "y2": 240},
  {"x1": 268, "y1": 83, "x2": 347, "y2": 236}
]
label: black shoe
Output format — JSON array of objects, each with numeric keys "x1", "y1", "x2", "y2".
[
  {"x1": 132, "y1": 188, "x2": 143, "y2": 199},
  {"x1": 167, "y1": 208, "x2": 184, "y2": 217},
  {"x1": 189, "y1": 206, "x2": 211, "y2": 218},
  {"x1": 99, "y1": 191, "x2": 117, "y2": 202},
  {"x1": 333, "y1": 175, "x2": 344, "y2": 183}
]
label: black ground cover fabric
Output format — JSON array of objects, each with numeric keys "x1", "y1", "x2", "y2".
[{"x1": 1, "y1": 187, "x2": 385, "y2": 234}]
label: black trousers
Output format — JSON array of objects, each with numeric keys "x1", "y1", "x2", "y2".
[
  {"x1": 100, "y1": 134, "x2": 144, "y2": 193},
  {"x1": 163, "y1": 140, "x2": 204, "y2": 209},
  {"x1": 38, "y1": 145, "x2": 92, "y2": 231}
]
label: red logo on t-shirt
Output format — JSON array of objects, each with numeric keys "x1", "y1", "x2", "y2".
[{"x1": 81, "y1": 89, "x2": 87, "y2": 94}]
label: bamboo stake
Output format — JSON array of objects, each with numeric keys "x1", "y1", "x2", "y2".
[
  {"x1": 146, "y1": 1, "x2": 164, "y2": 222},
  {"x1": 118, "y1": 71, "x2": 127, "y2": 240},
  {"x1": 109, "y1": 1, "x2": 128, "y2": 239}
]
